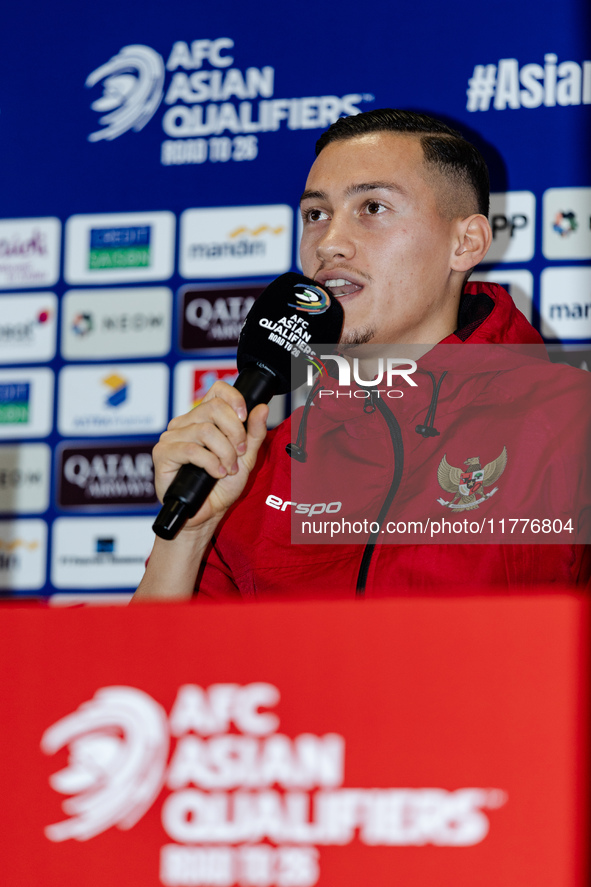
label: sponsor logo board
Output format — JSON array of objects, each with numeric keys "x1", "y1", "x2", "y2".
[
  {"x1": 470, "y1": 270, "x2": 534, "y2": 321},
  {"x1": 57, "y1": 441, "x2": 158, "y2": 508},
  {"x1": 486, "y1": 192, "x2": 535, "y2": 263},
  {"x1": 173, "y1": 359, "x2": 285, "y2": 428},
  {"x1": 51, "y1": 516, "x2": 154, "y2": 588},
  {"x1": 540, "y1": 267, "x2": 591, "y2": 340},
  {"x1": 180, "y1": 206, "x2": 292, "y2": 278},
  {"x1": 180, "y1": 284, "x2": 263, "y2": 350},
  {"x1": 0, "y1": 369, "x2": 54, "y2": 439},
  {"x1": 542, "y1": 187, "x2": 591, "y2": 260},
  {"x1": 0, "y1": 518, "x2": 47, "y2": 589},
  {"x1": 62, "y1": 287, "x2": 172, "y2": 359},
  {"x1": 58, "y1": 363, "x2": 168, "y2": 436},
  {"x1": 0, "y1": 218, "x2": 61, "y2": 290},
  {"x1": 0, "y1": 443, "x2": 51, "y2": 514},
  {"x1": 0, "y1": 293, "x2": 58, "y2": 364},
  {"x1": 65, "y1": 212, "x2": 175, "y2": 284}
]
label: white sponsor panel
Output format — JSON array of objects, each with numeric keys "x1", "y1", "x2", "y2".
[
  {"x1": 542, "y1": 187, "x2": 591, "y2": 260},
  {"x1": 0, "y1": 293, "x2": 58, "y2": 363},
  {"x1": 51, "y1": 516, "x2": 154, "y2": 588},
  {"x1": 64, "y1": 212, "x2": 175, "y2": 284},
  {"x1": 486, "y1": 192, "x2": 536, "y2": 263},
  {"x1": 0, "y1": 518, "x2": 47, "y2": 589},
  {"x1": 58, "y1": 363, "x2": 169, "y2": 436},
  {"x1": 173, "y1": 360, "x2": 285, "y2": 428},
  {"x1": 540, "y1": 267, "x2": 591, "y2": 340},
  {"x1": 470, "y1": 270, "x2": 534, "y2": 322},
  {"x1": 180, "y1": 205, "x2": 292, "y2": 278},
  {"x1": 0, "y1": 443, "x2": 51, "y2": 513},
  {"x1": 0, "y1": 368, "x2": 54, "y2": 440},
  {"x1": 0, "y1": 218, "x2": 61, "y2": 290},
  {"x1": 62, "y1": 287, "x2": 172, "y2": 359}
]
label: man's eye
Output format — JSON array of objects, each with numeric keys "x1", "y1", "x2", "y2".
[
  {"x1": 302, "y1": 208, "x2": 329, "y2": 222},
  {"x1": 364, "y1": 201, "x2": 386, "y2": 215}
]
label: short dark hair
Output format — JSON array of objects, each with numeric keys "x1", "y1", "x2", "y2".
[{"x1": 315, "y1": 108, "x2": 490, "y2": 218}]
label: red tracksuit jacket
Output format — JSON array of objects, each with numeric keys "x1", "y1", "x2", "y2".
[{"x1": 195, "y1": 283, "x2": 591, "y2": 600}]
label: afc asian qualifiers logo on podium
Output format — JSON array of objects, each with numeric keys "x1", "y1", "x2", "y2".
[{"x1": 41, "y1": 683, "x2": 507, "y2": 887}]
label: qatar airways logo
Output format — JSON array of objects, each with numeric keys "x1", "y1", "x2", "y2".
[{"x1": 41, "y1": 682, "x2": 507, "y2": 887}]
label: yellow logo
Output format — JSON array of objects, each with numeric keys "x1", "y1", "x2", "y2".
[
  {"x1": 228, "y1": 225, "x2": 285, "y2": 238},
  {"x1": 0, "y1": 538, "x2": 39, "y2": 552}
]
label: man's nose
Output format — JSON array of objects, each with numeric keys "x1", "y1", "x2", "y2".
[{"x1": 315, "y1": 215, "x2": 356, "y2": 262}]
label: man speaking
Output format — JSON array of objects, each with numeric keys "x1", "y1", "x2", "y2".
[{"x1": 133, "y1": 109, "x2": 591, "y2": 602}]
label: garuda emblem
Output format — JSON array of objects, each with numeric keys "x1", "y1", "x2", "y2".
[{"x1": 437, "y1": 447, "x2": 507, "y2": 512}]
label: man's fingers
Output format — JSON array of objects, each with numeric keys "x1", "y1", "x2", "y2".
[
  {"x1": 246, "y1": 403, "x2": 270, "y2": 444},
  {"x1": 152, "y1": 375, "x2": 271, "y2": 520},
  {"x1": 202, "y1": 380, "x2": 247, "y2": 420},
  {"x1": 154, "y1": 437, "x2": 234, "y2": 480},
  {"x1": 166, "y1": 398, "x2": 247, "y2": 455},
  {"x1": 239, "y1": 404, "x2": 269, "y2": 470}
]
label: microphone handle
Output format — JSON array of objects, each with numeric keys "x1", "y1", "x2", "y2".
[{"x1": 152, "y1": 365, "x2": 278, "y2": 540}]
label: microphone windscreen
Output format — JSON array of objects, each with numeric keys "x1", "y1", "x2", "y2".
[{"x1": 237, "y1": 272, "x2": 344, "y2": 394}]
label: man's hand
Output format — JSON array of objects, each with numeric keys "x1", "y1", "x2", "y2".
[{"x1": 152, "y1": 380, "x2": 269, "y2": 530}]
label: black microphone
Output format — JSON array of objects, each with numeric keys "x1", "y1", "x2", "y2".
[{"x1": 152, "y1": 272, "x2": 344, "y2": 539}]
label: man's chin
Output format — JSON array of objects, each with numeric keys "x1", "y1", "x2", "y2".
[{"x1": 340, "y1": 326, "x2": 376, "y2": 347}]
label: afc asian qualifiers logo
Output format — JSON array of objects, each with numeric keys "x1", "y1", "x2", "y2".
[
  {"x1": 86, "y1": 45, "x2": 165, "y2": 142},
  {"x1": 41, "y1": 686, "x2": 169, "y2": 840},
  {"x1": 437, "y1": 447, "x2": 507, "y2": 511},
  {"x1": 40, "y1": 683, "x2": 507, "y2": 886},
  {"x1": 288, "y1": 284, "x2": 331, "y2": 315}
]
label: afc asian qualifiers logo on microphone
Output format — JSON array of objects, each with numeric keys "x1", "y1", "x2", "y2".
[{"x1": 289, "y1": 284, "x2": 331, "y2": 315}]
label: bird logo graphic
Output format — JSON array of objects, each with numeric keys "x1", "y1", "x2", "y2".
[{"x1": 437, "y1": 447, "x2": 507, "y2": 511}]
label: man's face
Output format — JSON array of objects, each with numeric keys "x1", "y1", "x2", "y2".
[{"x1": 299, "y1": 132, "x2": 466, "y2": 345}]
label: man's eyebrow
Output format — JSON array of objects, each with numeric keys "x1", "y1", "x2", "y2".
[
  {"x1": 299, "y1": 189, "x2": 327, "y2": 204},
  {"x1": 345, "y1": 181, "x2": 408, "y2": 198},
  {"x1": 299, "y1": 181, "x2": 408, "y2": 205}
]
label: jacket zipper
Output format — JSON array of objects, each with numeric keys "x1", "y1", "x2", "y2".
[{"x1": 355, "y1": 391, "x2": 405, "y2": 597}]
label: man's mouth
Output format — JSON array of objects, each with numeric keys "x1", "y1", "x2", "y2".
[{"x1": 323, "y1": 278, "x2": 363, "y2": 297}]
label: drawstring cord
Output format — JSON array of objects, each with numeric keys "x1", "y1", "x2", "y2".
[
  {"x1": 289, "y1": 368, "x2": 449, "y2": 458},
  {"x1": 285, "y1": 377, "x2": 324, "y2": 462},
  {"x1": 415, "y1": 371, "x2": 447, "y2": 438}
]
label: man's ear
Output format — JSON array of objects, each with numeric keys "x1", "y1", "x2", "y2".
[{"x1": 450, "y1": 214, "x2": 492, "y2": 272}]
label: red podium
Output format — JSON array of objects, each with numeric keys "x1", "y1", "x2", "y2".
[{"x1": 0, "y1": 594, "x2": 588, "y2": 886}]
